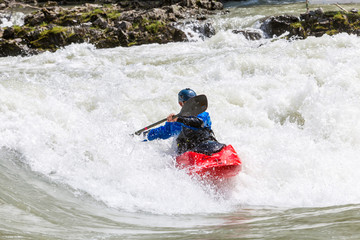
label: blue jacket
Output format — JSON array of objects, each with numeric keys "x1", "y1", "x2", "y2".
[{"x1": 147, "y1": 112, "x2": 212, "y2": 141}]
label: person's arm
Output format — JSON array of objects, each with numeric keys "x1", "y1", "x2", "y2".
[{"x1": 146, "y1": 121, "x2": 182, "y2": 141}]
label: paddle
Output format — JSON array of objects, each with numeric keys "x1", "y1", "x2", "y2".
[{"x1": 134, "y1": 94, "x2": 208, "y2": 136}]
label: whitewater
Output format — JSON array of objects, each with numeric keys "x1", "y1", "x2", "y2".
[{"x1": 1, "y1": 1, "x2": 360, "y2": 239}]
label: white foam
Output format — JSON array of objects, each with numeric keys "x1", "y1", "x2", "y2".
[
  {"x1": 1, "y1": 30, "x2": 360, "y2": 214},
  {"x1": 0, "y1": 12, "x2": 25, "y2": 28}
]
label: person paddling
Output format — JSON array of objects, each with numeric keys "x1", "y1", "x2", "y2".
[{"x1": 145, "y1": 88, "x2": 225, "y2": 155}]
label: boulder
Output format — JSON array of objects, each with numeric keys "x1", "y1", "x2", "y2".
[
  {"x1": 0, "y1": 0, "x2": 221, "y2": 57},
  {"x1": 232, "y1": 29, "x2": 262, "y2": 40},
  {"x1": 29, "y1": 26, "x2": 70, "y2": 49},
  {"x1": 260, "y1": 10, "x2": 360, "y2": 39},
  {"x1": 260, "y1": 15, "x2": 299, "y2": 38},
  {"x1": 93, "y1": 16, "x2": 108, "y2": 29},
  {"x1": 0, "y1": 39, "x2": 23, "y2": 57},
  {"x1": 115, "y1": 21, "x2": 132, "y2": 31},
  {"x1": 0, "y1": 38, "x2": 37, "y2": 56},
  {"x1": 174, "y1": 20, "x2": 215, "y2": 39}
]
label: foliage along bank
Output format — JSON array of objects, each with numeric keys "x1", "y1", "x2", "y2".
[
  {"x1": 1, "y1": 1, "x2": 360, "y2": 57},
  {"x1": 0, "y1": 0, "x2": 222, "y2": 57},
  {"x1": 260, "y1": 8, "x2": 360, "y2": 39}
]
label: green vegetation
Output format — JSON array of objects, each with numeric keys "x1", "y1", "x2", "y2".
[
  {"x1": 92, "y1": 8, "x2": 105, "y2": 15},
  {"x1": 326, "y1": 29, "x2": 339, "y2": 35},
  {"x1": 145, "y1": 20, "x2": 164, "y2": 33},
  {"x1": 82, "y1": 8, "x2": 105, "y2": 22},
  {"x1": 40, "y1": 22, "x2": 48, "y2": 27},
  {"x1": 334, "y1": 12, "x2": 347, "y2": 22},
  {"x1": 107, "y1": 11, "x2": 121, "y2": 20},
  {"x1": 286, "y1": 10, "x2": 360, "y2": 39},
  {"x1": 314, "y1": 25, "x2": 327, "y2": 31},
  {"x1": 333, "y1": 12, "x2": 345, "y2": 21},
  {"x1": 290, "y1": 22, "x2": 302, "y2": 29},
  {"x1": 128, "y1": 41, "x2": 137, "y2": 47},
  {"x1": 324, "y1": 11, "x2": 340, "y2": 18},
  {"x1": 130, "y1": 18, "x2": 166, "y2": 34},
  {"x1": 30, "y1": 26, "x2": 71, "y2": 50},
  {"x1": 12, "y1": 25, "x2": 22, "y2": 32},
  {"x1": 132, "y1": 22, "x2": 140, "y2": 30},
  {"x1": 80, "y1": 8, "x2": 121, "y2": 22},
  {"x1": 11, "y1": 25, "x2": 35, "y2": 38},
  {"x1": 46, "y1": 26, "x2": 67, "y2": 35}
]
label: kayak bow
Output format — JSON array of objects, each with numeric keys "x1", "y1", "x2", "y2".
[{"x1": 175, "y1": 145, "x2": 242, "y2": 180}]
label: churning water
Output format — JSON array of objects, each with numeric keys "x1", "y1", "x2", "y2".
[{"x1": 1, "y1": 1, "x2": 360, "y2": 239}]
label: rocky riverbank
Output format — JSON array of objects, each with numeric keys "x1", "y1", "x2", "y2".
[
  {"x1": 0, "y1": 0, "x2": 223, "y2": 57},
  {"x1": 1, "y1": 1, "x2": 360, "y2": 57},
  {"x1": 260, "y1": 8, "x2": 360, "y2": 39}
]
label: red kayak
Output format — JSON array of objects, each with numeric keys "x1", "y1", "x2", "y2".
[{"x1": 175, "y1": 145, "x2": 242, "y2": 180}]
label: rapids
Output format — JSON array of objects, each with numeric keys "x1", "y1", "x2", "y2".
[{"x1": 1, "y1": 1, "x2": 360, "y2": 239}]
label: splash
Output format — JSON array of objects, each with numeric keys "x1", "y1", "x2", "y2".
[{"x1": 1, "y1": 11, "x2": 360, "y2": 214}]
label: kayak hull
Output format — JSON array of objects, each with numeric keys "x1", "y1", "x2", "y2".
[{"x1": 175, "y1": 145, "x2": 242, "y2": 180}]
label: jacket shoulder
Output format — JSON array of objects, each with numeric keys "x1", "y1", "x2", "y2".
[{"x1": 197, "y1": 111, "x2": 211, "y2": 128}]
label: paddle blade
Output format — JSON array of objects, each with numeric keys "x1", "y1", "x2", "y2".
[
  {"x1": 179, "y1": 94, "x2": 208, "y2": 117},
  {"x1": 133, "y1": 94, "x2": 208, "y2": 136}
]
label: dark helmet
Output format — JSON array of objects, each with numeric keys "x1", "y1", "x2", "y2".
[{"x1": 178, "y1": 88, "x2": 196, "y2": 103}]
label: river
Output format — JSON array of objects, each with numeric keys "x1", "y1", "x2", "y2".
[{"x1": 1, "y1": 0, "x2": 360, "y2": 239}]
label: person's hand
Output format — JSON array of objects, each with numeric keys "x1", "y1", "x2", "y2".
[{"x1": 167, "y1": 113, "x2": 178, "y2": 122}]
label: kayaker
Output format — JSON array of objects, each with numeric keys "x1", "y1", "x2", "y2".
[{"x1": 146, "y1": 88, "x2": 225, "y2": 155}]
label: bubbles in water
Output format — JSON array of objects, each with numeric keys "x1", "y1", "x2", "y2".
[
  {"x1": 1, "y1": 25, "x2": 360, "y2": 213},
  {"x1": 0, "y1": 12, "x2": 25, "y2": 28}
]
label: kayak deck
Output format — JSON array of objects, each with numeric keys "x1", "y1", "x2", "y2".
[{"x1": 175, "y1": 145, "x2": 242, "y2": 180}]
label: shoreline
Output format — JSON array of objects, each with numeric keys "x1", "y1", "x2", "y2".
[
  {"x1": 0, "y1": 0, "x2": 226, "y2": 57},
  {"x1": 1, "y1": 1, "x2": 360, "y2": 57}
]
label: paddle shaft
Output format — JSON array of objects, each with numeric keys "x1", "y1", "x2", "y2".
[
  {"x1": 133, "y1": 95, "x2": 207, "y2": 136},
  {"x1": 134, "y1": 115, "x2": 178, "y2": 136}
]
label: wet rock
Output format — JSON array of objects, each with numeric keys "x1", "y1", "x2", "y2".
[
  {"x1": 175, "y1": 20, "x2": 215, "y2": 39},
  {"x1": 146, "y1": 8, "x2": 168, "y2": 21},
  {"x1": 115, "y1": 21, "x2": 132, "y2": 31},
  {"x1": 3, "y1": 27, "x2": 15, "y2": 39},
  {"x1": 203, "y1": 22, "x2": 215, "y2": 37},
  {"x1": 42, "y1": 1, "x2": 58, "y2": 7},
  {"x1": 232, "y1": 29, "x2": 262, "y2": 40},
  {"x1": 172, "y1": 27, "x2": 187, "y2": 41},
  {"x1": 0, "y1": 38, "x2": 37, "y2": 56},
  {"x1": 93, "y1": 16, "x2": 108, "y2": 29},
  {"x1": 114, "y1": 0, "x2": 222, "y2": 10},
  {"x1": 195, "y1": 0, "x2": 223, "y2": 10},
  {"x1": 24, "y1": 11, "x2": 46, "y2": 26},
  {"x1": 260, "y1": 15, "x2": 299, "y2": 38},
  {"x1": 261, "y1": 10, "x2": 360, "y2": 40},
  {"x1": 29, "y1": 26, "x2": 71, "y2": 49},
  {"x1": 315, "y1": 8, "x2": 324, "y2": 16},
  {"x1": 0, "y1": 0, "x2": 222, "y2": 57},
  {"x1": 42, "y1": 8, "x2": 58, "y2": 22},
  {"x1": 115, "y1": 28, "x2": 129, "y2": 46},
  {"x1": 196, "y1": 14, "x2": 207, "y2": 21},
  {"x1": 164, "y1": 4, "x2": 185, "y2": 19},
  {"x1": 0, "y1": 39, "x2": 23, "y2": 57}
]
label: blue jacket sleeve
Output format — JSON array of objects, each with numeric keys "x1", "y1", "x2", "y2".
[
  {"x1": 147, "y1": 121, "x2": 182, "y2": 141},
  {"x1": 198, "y1": 112, "x2": 212, "y2": 129},
  {"x1": 146, "y1": 112, "x2": 211, "y2": 141}
]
